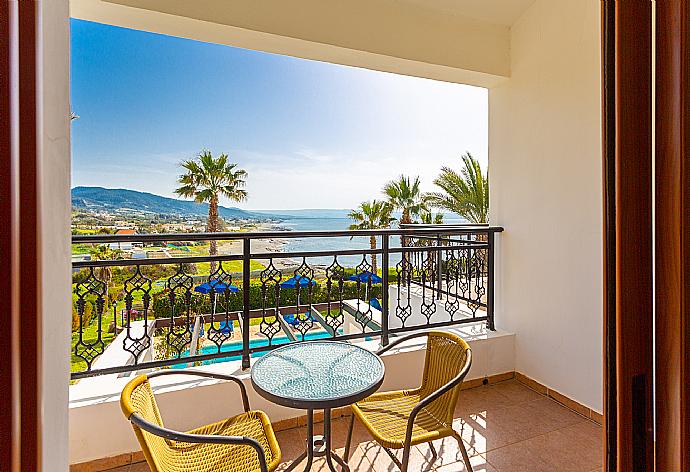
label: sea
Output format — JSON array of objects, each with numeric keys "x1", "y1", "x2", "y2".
[{"x1": 270, "y1": 214, "x2": 466, "y2": 268}]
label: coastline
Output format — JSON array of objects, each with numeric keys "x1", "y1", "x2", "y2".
[{"x1": 218, "y1": 222, "x2": 292, "y2": 264}]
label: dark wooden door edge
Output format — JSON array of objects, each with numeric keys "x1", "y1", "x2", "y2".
[
  {"x1": 600, "y1": 2, "x2": 617, "y2": 471},
  {"x1": 0, "y1": 2, "x2": 42, "y2": 471},
  {"x1": 0, "y1": 2, "x2": 21, "y2": 471},
  {"x1": 17, "y1": 1, "x2": 41, "y2": 470},
  {"x1": 655, "y1": 1, "x2": 690, "y2": 470},
  {"x1": 602, "y1": 2, "x2": 655, "y2": 471}
]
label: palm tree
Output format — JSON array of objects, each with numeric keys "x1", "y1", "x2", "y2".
[
  {"x1": 383, "y1": 175, "x2": 425, "y2": 225},
  {"x1": 424, "y1": 152, "x2": 489, "y2": 224},
  {"x1": 383, "y1": 175, "x2": 426, "y2": 262},
  {"x1": 175, "y1": 150, "x2": 248, "y2": 272},
  {"x1": 88, "y1": 244, "x2": 122, "y2": 300},
  {"x1": 348, "y1": 200, "x2": 396, "y2": 274},
  {"x1": 419, "y1": 211, "x2": 444, "y2": 225}
]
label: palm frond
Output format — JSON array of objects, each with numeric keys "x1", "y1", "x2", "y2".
[{"x1": 425, "y1": 152, "x2": 488, "y2": 224}]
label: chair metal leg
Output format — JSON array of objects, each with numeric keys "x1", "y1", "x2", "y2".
[
  {"x1": 428, "y1": 441, "x2": 437, "y2": 459},
  {"x1": 401, "y1": 443, "x2": 411, "y2": 472},
  {"x1": 382, "y1": 446, "x2": 404, "y2": 470},
  {"x1": 452, "y1": 431, "x2": 473, "y2": 472},
  {"x1": 343, "y1": 413, "x2": 355, "y2": 462}
]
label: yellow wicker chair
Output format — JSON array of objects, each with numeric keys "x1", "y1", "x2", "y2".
[
  {"x1": 344, "y1": 331, "x2": 473, "y2": 472},
  {"x1": 120, "y1": 370, "x2": 282, "y2": 472}
]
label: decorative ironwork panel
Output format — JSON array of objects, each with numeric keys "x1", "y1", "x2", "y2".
[
  {"x1": 206, "y1": 262, "x2": 236, "y2": 349},
  {"x1": 292, "y1": 258, "x2": 315, "y2": 339},
  {"x1": 259, "y1": 259, "x2": 282, "y2": 344},
  {"x1": 165, "y1": 264, "x2": 193, "y2": 357},
  {"x1": 352, "y1": 255, "x2": 374, "y2": 332},
  {"x1": 395, "y1": 257, "x2": 412, "y2": 326},
  {"x1": 73, "y1": 268, "x2": 107, "y2": 370},
  {"x1": 468, "y1": 247, "x2": 487, "y2": 316},
  {"x1": 122, "y1": 266, "x2": 152, "y2": 363},
  {"x1": 419, "y1": 250, "x2": 437, "y2": 322},
  {"x1": 444, "y1": 249, "x2": 460, "y2": 320},
  {"x1": 325, "y1": 257, "x2": 345, "y2": 335}
]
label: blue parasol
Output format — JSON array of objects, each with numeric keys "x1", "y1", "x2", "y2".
[
  {"x1": 280, "y1": 274, "x2": 316, "y2": 289},
  {"x1": 348, "y1": 271, "x2": 383, "y2": 284},
  {"x1": 194, "y1": 279, "x2": 239, "y2": 294}
]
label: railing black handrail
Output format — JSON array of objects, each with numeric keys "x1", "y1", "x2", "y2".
[
  {"x1": 399, "y1": 222, "x2": 489, "y2": 228},
  {"x1": 72, "y1": 242, "x2": 488, "y2": 269},
  {"x1": 72, "y1": 225, "x2": 504, "y2": 244}
]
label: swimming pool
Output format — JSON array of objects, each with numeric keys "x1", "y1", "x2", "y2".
[{"x1": 173, "y1": 330, "x2": 343, "y2": 368}]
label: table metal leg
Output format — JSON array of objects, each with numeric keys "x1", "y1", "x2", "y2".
[
  {"x1": 324, "y1": 408, "x2": 350, "y2": 472},
  {"x1": 283, "y1": 408, "x2": 350, "y2": 472},
  {"x1": 282, "y1": 410, "x2": 314, "y2": 472}
]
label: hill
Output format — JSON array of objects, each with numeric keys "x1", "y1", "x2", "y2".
[{"x1": 71, "y1": 186, "x2": 274, "y2": 220}]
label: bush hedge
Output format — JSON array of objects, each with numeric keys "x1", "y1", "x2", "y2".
[{"x1": 151, "y1": 280, "x2": 383, "y2": 319}]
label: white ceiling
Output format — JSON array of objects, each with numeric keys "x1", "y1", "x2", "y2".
[{"x1": 394, "y1": 0, "x2": 536, "y2": 26}]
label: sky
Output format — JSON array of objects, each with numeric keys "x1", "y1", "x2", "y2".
[{"x1": 70, "y1": 19, "x2": 488, "y2": 210}]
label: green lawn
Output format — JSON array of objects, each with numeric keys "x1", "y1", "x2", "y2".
[
  {"x1": 70, "y1": 320, "x2": 116, "y2": 374},
  {"x1": 166, "y1": 243, "x2": 265, "y2": 274},
  {"x1": 72, "y1": 244, "x2": 92, "y2": 255}
]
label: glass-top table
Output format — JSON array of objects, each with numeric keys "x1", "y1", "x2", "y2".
[{"x1": 251, "y1": 341, "x2": 385, "y2": 471}]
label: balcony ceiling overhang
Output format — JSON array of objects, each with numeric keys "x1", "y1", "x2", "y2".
[{"x1": 70, "y1": 0, "x2": 534, "y2": 88}]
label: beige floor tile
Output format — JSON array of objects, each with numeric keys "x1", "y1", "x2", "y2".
[
  {"x1": 484, "y1": 440, "x2": 554, "y2": 472},
  {"x1": 484, "y1": 421, "x2": 602, "y2": 472},
  {"x1": 105, "y1": 463, "x2": 148, "y2": 472},
  {"x1": 326, "y1": 416, "x2": 372, "y2": 450},
  {"x1": 127, "y1": 463, "x2": 150, "y2": 472},
  {"x1": 360, "y1": 442, "x2": 436, "y2": 472},
  {"x1": 435, "y1": 454, "x2": 498, "y2": 471},
  {"x1": 275, "y1": 419, "x2": 376, "y2": 472},
  {"x1": 537, "y1": 422, "x2": 602, "y2": 471},
  {"x1": 455, "y1": 385, "x2": 516, "y2": 415},
  {"x1": 488, "y1": 380, "x2": 544, "y2": 404},
  {"x1": 454, "y1": 380, "x2": 544, "y2": 417},
  {"x1": 453, "y1": 397, "x2": 585, "y2": 455},
  {"x1": 276, "y1": 427, "x2": 309, "y2": 471},
  {"x1": 416, "y1": 435, "x2": 478, "y2": 469}
]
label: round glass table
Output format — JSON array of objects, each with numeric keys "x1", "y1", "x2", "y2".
[{"x1": 251, "y1": 341, "x2": 385, "y2": 472}]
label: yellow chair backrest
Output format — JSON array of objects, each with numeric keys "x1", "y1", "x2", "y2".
[
  {"x1": 418, "y1": 331, "x2": 471, "y2": 424},
  {"x1": 120, "y1": 374, "x2": 171, "y2": 471}
]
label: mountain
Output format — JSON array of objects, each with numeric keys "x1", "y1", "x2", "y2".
[{"x1": 71, "y1": 187, "x2": 275, "y2": 220}]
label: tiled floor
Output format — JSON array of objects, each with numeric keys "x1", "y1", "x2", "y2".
[{"x1": 111, "y1": 380, "x2": 602, "y2": 472}]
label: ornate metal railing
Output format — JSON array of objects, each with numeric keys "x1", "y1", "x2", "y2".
[{"x1": 70, "y1": 225, "x2": 503, "y2": 380}]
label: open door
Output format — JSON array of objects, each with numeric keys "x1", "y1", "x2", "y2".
[
  {"x1": 602, "y1": 1, "x2": 689, "y2": 471},
  {"x1": 0, "y1": 2, "x2": 41, "y2": 471}
]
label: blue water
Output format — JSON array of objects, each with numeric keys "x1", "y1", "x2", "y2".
[
  {"x1": 277, "y1": 217, "x2": 465, "y2": 267},
  {"x1": 174, "y1": 330, "x2": 342, "y2": 367},
  {"x1": 279, "y1": 218, "x2": 374, "y2": 267}
]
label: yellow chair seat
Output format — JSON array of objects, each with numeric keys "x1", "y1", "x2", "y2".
[
  {"x1": 171, "y1": 411, "x2": 282, "y2": 472},
  {"x1": 351, "y1": 390, "x2": 453, "y2": 449}
]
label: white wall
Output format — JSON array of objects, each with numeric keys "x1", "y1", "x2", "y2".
[
  {"x1": 489, "y1": 0, "x2": 603, "y2": 411},
  {"x1": 40, "y1": 0, "x2": 73, "y2": 470}
]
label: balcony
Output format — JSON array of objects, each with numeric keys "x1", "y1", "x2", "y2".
[{"x1": 68, "y1": 226, "x2": 602, "y2": 471}]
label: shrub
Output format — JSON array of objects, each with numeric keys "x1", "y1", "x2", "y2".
[{"x1": 151, "y1": 280, "x2": 382, "y2": 319}]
